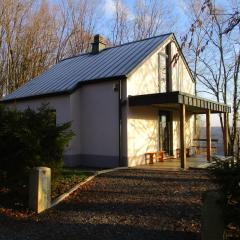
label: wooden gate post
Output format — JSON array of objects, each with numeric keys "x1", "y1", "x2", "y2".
[{"x1": 29, "y1": 167, "x2": 51, "y2": 213}]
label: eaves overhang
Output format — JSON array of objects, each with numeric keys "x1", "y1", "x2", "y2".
[
  {"x1": 128, "y1": 91, "x2": 231, "y2": 114},
  {"x1": 1, "y1": 75, "x2": 127, "y2": 103}
]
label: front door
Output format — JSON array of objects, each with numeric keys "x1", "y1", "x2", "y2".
[{"x1": 159, "y1": 111, "x2": 173, "y2": 155}]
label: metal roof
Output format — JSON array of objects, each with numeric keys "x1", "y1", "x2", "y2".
[{"x1": 3, "y1": 33, "x2": 172, "y2": 101}]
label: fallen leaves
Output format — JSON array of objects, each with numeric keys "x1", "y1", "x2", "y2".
[{"x1": 0, "y1": 207, "x2": 34, "y2": 219}]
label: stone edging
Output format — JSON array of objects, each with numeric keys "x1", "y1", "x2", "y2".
[{"x1": 51, "y1": 167, "x2": 128, "y2": 208}]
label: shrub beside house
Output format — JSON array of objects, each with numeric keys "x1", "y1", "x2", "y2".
[
  {"x1": 0, "y1": 104, "x2": 73, "y2": 210},
  {"x1": 0, "y1": 104, "x2": 73, "y2": 182}
]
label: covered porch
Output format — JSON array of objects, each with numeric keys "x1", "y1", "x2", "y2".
[
  {"x1": 128, "y1": 91, "x2": 231, "y2": 169},
  {"x1": 134, "y1": 156, "x2": 211, "y2": 170}
]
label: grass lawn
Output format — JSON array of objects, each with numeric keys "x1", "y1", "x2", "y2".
[
  {"x1": 0, "y1": 168, "x2": 94, "y2": 217},
  {"x1": 51, "y1": 168, "x2": 94, "y2": 200}
]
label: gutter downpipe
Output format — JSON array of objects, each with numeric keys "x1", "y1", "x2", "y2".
[{"x1": 118, "y1": 79, "x2": 122, "y2": 167}]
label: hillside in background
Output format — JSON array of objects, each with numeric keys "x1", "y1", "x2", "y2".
[{"x1": 198, "y1": 127, "x2": 224, "y2": 155}]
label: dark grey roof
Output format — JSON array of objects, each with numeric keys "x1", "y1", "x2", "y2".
[{"x1": 3, "y1": 33, "x2": 172, "y2": 101}]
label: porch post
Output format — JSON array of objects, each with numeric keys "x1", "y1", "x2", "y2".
[
  {"x1": 180, "y1": 104, "x2": 186, "y2": 169},
  {"x1": 206, "y1": 109, "x2": 211, "y2": 162},
  {"x1": 224, "y1": 113, "x2": 229, "y2": 156}
]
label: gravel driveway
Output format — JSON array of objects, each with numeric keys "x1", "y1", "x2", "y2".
[{"x1": 0, "y1": 169, "x2": 218, "y2": 240}]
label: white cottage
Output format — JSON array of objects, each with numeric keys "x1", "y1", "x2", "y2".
[{"x1": 3, "y1": 33, "x2": 230, "y2": 169}]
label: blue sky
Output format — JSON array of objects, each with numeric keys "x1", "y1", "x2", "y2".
[
  {"x1": 99, "y1": 0, "x2": 190, "y2": 39},
  {"x1": 50, "y1": 0, "x2": 218, "y2": 37}
]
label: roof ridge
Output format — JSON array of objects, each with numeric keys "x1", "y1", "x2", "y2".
[
  {"x1": 60, "y1": 32, "x2": 173, "y2": 62},
  {"x1": 60, "y1": 52, "x2": 89, "y2": 62},
  {"x1": 103, "y1": 32, "x2": 173, "y2": 50}
]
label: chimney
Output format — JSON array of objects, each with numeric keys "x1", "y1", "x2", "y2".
[{"x1": 91, "y1": 34, "x2": 107, "y2": 54}]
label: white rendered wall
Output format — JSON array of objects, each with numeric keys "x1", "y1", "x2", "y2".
[
  {"x1": 127, "y1": 37, "x2": 195, "y2": 96},
  {"x1": 171, "y1": 44, "x2": 195, "y2": 94},
  {"x1": 69, "y1": 90, "x2": 81, "y2": 155},
  {"x1": 66, "y1": 81, "x2": 120, "y2": 167},
  {"x1": 126, "y1": 36, "x2": 196, "y2": 166},
  {"x1": 127, "y1": 106, "x2": 159, "y2": 167},
  {"x1": 78, "y1": 81, "x2": 119, "y2": 158}
]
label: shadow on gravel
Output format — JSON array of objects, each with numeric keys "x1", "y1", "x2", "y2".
[
  {"x1": 57, "y1": 201, "x2": 201, "y2": 219},
  {"x1": 37, "y1": 222, "x2": 199, "y2": 240},
  {"x1": 0, "y1": 169, "x2": 217, "y2": 240},
  {"x1": 83, "y1": 188, "x2": 207, "y2": 198},
  {"x1": 0, "y1": 219, "x2": 200, "y2": 240}
]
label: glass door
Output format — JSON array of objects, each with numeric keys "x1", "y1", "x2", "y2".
[{"x1": 159, "y1": 112, "x2": 172, "y2": 155}]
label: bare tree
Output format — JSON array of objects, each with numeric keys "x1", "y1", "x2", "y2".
[
  {"x1": 111, "y1": 0, "x2": 129, "y2": 45},
  {"x1": 180, "y1": 0, "x2": 211, "y2": 95},
  {"x1": 0, "y1": 0, "x2": 59, "y2": 95},
  {"x1": 109, "y1": 0, "x2": 175, "y2": 44},
  {"x1": 132, "y1": 0, "x2": 173, "y2": 40},
  {"x1": 230, "y1": 48, "x2": 240, "y2": 157},
  {"x1": 55, "y1": 0, "x2": 102, "y2": 61},
  {"x1": 0, "y1": 0, "x2": 104, "y2": 97},
  {"x1": 181, "y1": 0, "x2": 240, "y2": 156}
]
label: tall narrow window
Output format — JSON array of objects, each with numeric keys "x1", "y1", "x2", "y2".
[
  {"x1": 158, "y1": 52, "x2": 167, "y2": 92},
  {"x1": 159, "y1": 111, "x2": 173, "y2": 156}
]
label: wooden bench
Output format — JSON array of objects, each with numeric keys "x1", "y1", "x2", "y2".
[
  {"x1": 193, "y1": 138, "x2": 218, "y2": 155},
  {"x1": 195, "y1": 146, "x2": 217, "y2": 154},
  {"x1": 145, "y1": 151, "x2": 165, "y2": 164}
]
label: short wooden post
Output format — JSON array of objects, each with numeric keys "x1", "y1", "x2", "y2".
[
  {"x1": 29, "y1": 167, "x2": 51, "y2": 213},
  {"x1": 201, "y1": 191, "x2": 224, "y2": 240},
  {"x1": 206, "y1": 109, "x2": 211, "y2": 162},
  {"x1": 180, "y1": 104, "x2": 186, "y2": 169},
  {"x1": 224, "y1": 113, "x2": 229, "y2": 156}
]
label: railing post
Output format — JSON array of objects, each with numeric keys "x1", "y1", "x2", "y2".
[
  {"x1": 206, "y1": 109, "x2": 211, "y2": 162},
  {"x1": 224, "y1": 113, "x2": 229, "y2": 156}
]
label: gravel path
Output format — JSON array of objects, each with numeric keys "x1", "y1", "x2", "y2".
[{"x1": 0, "y1": 169, "x2": 218, "y2": 240}]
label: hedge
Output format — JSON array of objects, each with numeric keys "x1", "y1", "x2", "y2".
[{"x1": 0, "y1": 104, "x2": 73, "y2": 184}]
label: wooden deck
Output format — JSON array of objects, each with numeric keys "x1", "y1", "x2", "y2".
[{"x1": 134, "y1": 155, "x2": 211, "y2": 170}]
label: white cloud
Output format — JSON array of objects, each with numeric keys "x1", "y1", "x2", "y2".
[
  {"x1": 104, "y1": 0, "x2": 116, "y2": 18},
  {"x1": 103, "y1": 0, "x2": 134, "y2": 20}
]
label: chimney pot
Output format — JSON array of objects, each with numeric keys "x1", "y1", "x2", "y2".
[{"x1": 91, "y1": 34, "x2": 107, "y2": 54}]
